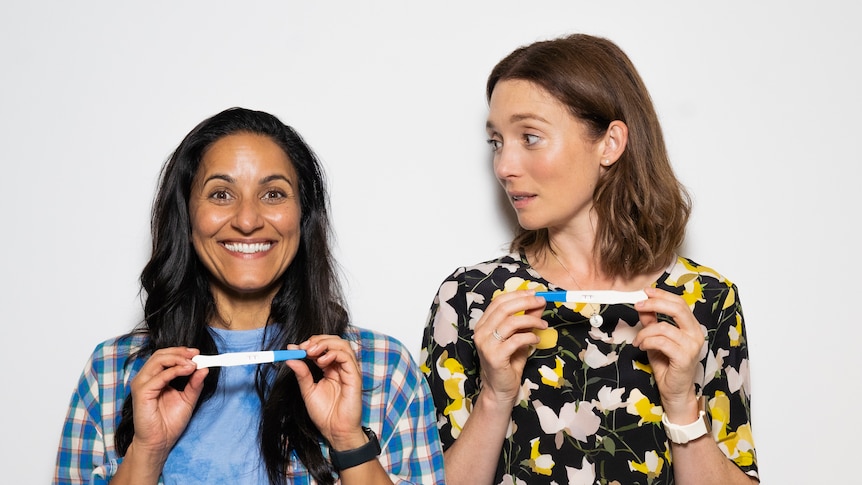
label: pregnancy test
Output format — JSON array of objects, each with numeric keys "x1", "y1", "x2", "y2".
[
  {"x1": 536, "y1": 290, "x2": 648, "y2": 304},
  {"x1": 192, "y1": 350, "x2": 307, "y2": 369}
]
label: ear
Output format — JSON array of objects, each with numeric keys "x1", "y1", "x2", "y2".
[{"x1": 599, "y1": 120, "x2": 628, "y2": 167}]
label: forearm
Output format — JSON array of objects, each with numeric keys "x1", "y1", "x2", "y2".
[
  {"x1": 329, "y1": 426, "x2": 395, "y2": 485},
  {"x1": 664, "y1": 397, "x2": 757, "y2": 485},
  {"x1": 443, "y1": 391, "x2": 512, "y2": 485},
  {"x1": 108, "y1": 443, "x2": 165, "y2": 485},
  {"x1": 339, "y1": 460, "x2": 396, "y2": 485},
  {"x1": 670, "y1": 436, "x2": 758, "y2": 485}
]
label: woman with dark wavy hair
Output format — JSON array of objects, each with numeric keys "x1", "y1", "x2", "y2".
[
  {"x1": 422, "y1": 34, "x2": 759, "y2": 484},
  {"x1": 54, "y1": 107, "x2": 445, "y2": 485}
]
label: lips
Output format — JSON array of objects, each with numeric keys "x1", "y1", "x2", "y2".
[
  {"x1": 508, "y1": 191, "x2": 536, "y2": 209},
  {"x1": 222, "y1": 242, "x2": 273, "y2": 254}
]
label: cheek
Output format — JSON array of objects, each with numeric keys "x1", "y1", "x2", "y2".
[
  {"x1": 268, "y1": 207, "x2": 302, "y2": 236},
  {"x1": 189, "y1": 204, "x2": 233, "y2": 242}
]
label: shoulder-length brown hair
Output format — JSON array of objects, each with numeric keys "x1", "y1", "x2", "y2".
[{"x1": 487, "y1": 33, "x2": 691, "y2": 279}]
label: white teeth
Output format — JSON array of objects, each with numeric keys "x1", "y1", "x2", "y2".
[{"x1": 224, "y1": 242, "x2": 272, "y2": 254}]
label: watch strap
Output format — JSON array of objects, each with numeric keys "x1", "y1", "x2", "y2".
[
  {"x1": 329, "y1": 427, "x2": 381, "y2": 471},
  {"x1": 662, "y1": 409, "x2": 710, "y2": 444}
]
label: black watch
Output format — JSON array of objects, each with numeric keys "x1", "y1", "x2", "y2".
[{"x1": 329, "y1": 427, "x2": 381, "y2": 471}]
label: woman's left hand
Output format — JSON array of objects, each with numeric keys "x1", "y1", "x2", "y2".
[
  {"x1": 285, "y1": 335, "x2": 367, "y2": 450},
  {"x1": 632, "y1": 287, "x2": 706, "y2": 416}
]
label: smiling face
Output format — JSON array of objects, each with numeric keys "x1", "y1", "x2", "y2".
[
  {"x1": 486, "y1": 79, "x2": 606, "y2": 233},
  {"x1": 189, "y1": 132, "x2": 301, "y2": 302}
]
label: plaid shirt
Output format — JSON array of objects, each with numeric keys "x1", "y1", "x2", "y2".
[{"x1": 54, "y1": 326, "x2": 445, "y2": 484}]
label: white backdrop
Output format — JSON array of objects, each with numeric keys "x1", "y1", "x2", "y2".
[{"x1": 2, "y1": 1, "x2": 859, "y2": 483}]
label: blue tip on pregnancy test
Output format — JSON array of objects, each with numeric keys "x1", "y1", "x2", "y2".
[
  {"x1": 192, "y1": 350, "x2": 307, "y2": 369},
  {"x1": 536, "y1": 290, "x2": 648, "y2": 304}
]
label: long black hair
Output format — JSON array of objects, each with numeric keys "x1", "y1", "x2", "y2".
[{"x1": 114, "y1": 107, "x2": 349, "y2": 484}]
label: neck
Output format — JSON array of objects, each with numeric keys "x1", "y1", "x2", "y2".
[
  {"x1": 536, "y1": 231, "x2": 611, "y2": 288},
  {"x1": 535, "y1": 235, "x2": 667, "y2": 292},
  {"x1": 210, "y1": 286, "x2": 275, "y2": 330}
]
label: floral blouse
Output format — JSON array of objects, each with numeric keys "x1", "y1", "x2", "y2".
[{"x1": 421, "y1": 253, "x2": 758, "y2": 484}]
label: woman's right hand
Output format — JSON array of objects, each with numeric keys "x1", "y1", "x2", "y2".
[
  {"x1": 472, "y1": 290, "x2": 547, "y2": 406},
  {"x1": 442, "y1": 290, "x2": 548, "y2": 485},
  {"x1": 128, "y1": 347, "x2": 209, "y2": 462}
]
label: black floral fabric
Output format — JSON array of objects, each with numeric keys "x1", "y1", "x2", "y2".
[{"x1": 421, "y1": 253, "x2": 758, "y2": 484}]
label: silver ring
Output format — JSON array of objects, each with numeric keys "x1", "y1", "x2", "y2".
[{"x1": 492, "y1": 329, "x2": 506, "y2": 342}]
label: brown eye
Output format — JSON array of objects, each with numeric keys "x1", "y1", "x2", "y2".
[
  {"x1": 210, "y1": 190, "x2": 231, "y2": 200},
  {"x1": 263, "y1": 189, "x2": 286, "y2": 200}
]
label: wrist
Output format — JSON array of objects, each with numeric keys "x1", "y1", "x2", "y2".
[
  {"x1": 127, "y1": 441, "x2": 169, "y2": 464},
  {"x1": 661, "y1": 395, "x2": 711, "y2": 445},
  {"x1": 477, "y1": 386, "x2": 519, "y2": 411},
  {"x1": 329, "y1": 428, "x2": 370, "y2": 451},
  {"x1": 329, "y1": 427, "x2": 381, "y2": 471},
  {"x1": 121, "y1": 442, "x2": 168, "y2": 481},
  {"x1": 660, "y1": 392, "x2": 700, "y2": 423}
]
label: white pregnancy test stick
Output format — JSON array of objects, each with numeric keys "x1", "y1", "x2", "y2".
[
  {"x1": 536, "y1": 290, "x2": 648, "y2": 304},
  {"x1": 192, "y1": 350, "x2": 307, "y2": 369}
]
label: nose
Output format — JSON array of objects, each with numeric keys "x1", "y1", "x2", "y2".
[
  {"x1": 231, "y1": 197, "x2": 264, "y2": 234},
  {"x1": 493, "y1": 144, "x2": 520, "y2": 180}
]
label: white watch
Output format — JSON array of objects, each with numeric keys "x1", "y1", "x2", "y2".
[
  {"x1": 661, "y1": 410, "x2": 709, "y2": 445},
  {"x1": 661, "y1": 397, "x2": 711, "y2": 444}
]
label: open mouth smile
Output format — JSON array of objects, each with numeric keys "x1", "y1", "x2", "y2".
[{"x1": 222, "y1": 242, "x2": 273, "y2": 254}]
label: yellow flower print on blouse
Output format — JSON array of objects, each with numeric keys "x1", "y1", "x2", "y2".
[
  {"x1": 722, "y1": 285, "x2": 737, "y2": 310},
  {"x1": 632, "y1": 359, "x2": 653, "y2": 375},
  {"x1": 538, "y1": 355, "x2": 565, "y2": 388},
  {"x1": 492, "y1": 276, "x2": 547, "y2": 300},
  {"x1": 421, "y1": 254, "x2": 758, "y2": 481},
  {"x1": 489, "y1": 276, "x2": 560, "y2": 347},
  {"x1": 533, "y1": 327, "x2": 558, "y2": 349},
  {"x1": 528, "y1": 437, "x2": 554, "y2": 476},
  {"x1": 628, "y1": 450, "x2": 665, "y2": 479},
  {"x1": 665, "y1": 257, "x2": 716, "y2": 308},
  {"x1": 626, "y1": 389, "x2": 662, "y2": 425},
  {"x1": 729, "y1": 313, "x2": 743, "y2": 347},
  {"x1": 419, "y1": 348, "x2": 430, "y2": 375},
  {"x1": 709, "y1": 392, "x2": 757, "y2": 467},
  {"x1": 435, "y1": 351, "x2": 470, "y2": 438}
]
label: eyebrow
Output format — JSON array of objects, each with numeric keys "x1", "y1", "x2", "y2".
[
  {"x1": 202, "y1": 174, "x2": 294, "y2": 186},
  {"x1": 486, "y1": 113, "x2": 552, "y2": 130}
]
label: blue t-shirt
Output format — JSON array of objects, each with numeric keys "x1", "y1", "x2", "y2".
[{"x1": 163, "y1": 326, "x2": 269, "y2": 484}]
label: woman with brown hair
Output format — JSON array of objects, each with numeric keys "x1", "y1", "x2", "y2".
[{"x1": 421, "y1": 34, "x2": 759, "y2": 484}]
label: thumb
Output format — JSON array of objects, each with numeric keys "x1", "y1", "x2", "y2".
[{"x1": 285, "y1": 360, "x2": 314, "y2": 394}]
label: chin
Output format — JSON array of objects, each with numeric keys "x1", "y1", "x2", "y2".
[
  {"x1": 220, "y1": 279, "x2": 282, "y2": 297},
  {"x1": 516, "y1": 218, "x2": 547, "y2": 232}
]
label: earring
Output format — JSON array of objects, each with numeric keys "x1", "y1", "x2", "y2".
[{"x1": 602, "y1": 159, "x2": 611, "y2": 166}]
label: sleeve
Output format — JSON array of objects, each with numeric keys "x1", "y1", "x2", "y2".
[
  {"x1": 419, "y1": 268, "x2": 483, "y2": 450},
  {"x1": 53, "y1": 346, "x2": 117, "y2": 485},
  {"x1": 700, "y1": 280, "x2": 759, "y2": 480},
  {"x1": 359, "y1": 330, "x2": 446, "y2": 485}
]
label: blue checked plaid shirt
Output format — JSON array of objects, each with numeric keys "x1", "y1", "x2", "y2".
[{"x1": 53, "y1": 326, "x2": 445, "y2": 484}]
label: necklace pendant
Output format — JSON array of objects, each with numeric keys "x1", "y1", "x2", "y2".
[{"x1": 589, "y1": 313, "x2": 603, "y2": 327}]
